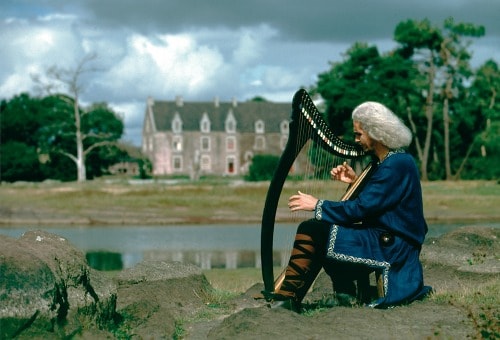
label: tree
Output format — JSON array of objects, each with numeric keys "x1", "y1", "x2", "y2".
[
  {"x1": 315, "y1": 42, "x2": 420, "y2": 153},
  {"x1": 80, "y1": 103, "x2": 126, "y2": 178},
  {"x1": 34, "y1": 96, "x2": 124, "y2": 181},
  {"x1": 394, "y1": 19, "x2": 443, "y2": 181},
  {"x1": 0, "y1": 93, "x2": 124, "y2": 182},
  {"x1": 316, "y1": 43, "x2": 384, "y2": 137},
  {"x1": 455, "y1": 60, "x2": 500, "y2": 179},
  {"x1": 313, "y1": 18, "x2": 493, "y2": 180},
  {"x1": 0, "y1": 94, "x2": 46, "y2": 182},
  {"x1": 32, "y1": 54, "x2": 123, "y2": 181},
  {"x1": 438, "y1": 18, "x2": 485, "y2": 180},
  {"x1": 394, "y1": 18, "x2": 486, "y2": 180}
]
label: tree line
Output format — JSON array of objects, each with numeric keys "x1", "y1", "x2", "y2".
[
  {"x1": 312, "y1": 18, "x2": 499, "y2": 181},
  {"x1": 1, "y1": 18, "x2": 499, "y2": 182}
]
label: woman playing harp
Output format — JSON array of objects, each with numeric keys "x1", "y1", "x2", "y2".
[{"x1": 267, "y1": 99, "x2": 432, "y2": 312}]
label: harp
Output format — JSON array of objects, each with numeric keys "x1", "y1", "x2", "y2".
[{"x1": 260, "y1": 89, "x2": 372, "y2": 298}]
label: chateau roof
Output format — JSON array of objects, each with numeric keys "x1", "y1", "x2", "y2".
[{"x1": 149, "y1": 97, "x2": 292, "y2": 133}]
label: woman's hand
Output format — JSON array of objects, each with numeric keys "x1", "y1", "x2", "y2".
[
  {"x1": 330, "y1": 162, "x2": 357, "y2": 184},
  {"x1": 288, "y1": 191, "x2": 318, "y2": 212}
]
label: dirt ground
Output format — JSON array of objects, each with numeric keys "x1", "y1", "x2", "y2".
[{"x1": 179, "y1": 226, "x2": 499, "y2": 339}]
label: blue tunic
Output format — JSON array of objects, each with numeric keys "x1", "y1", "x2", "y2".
[{"x1": 314, "y1": 151, "x2": 431, "y2": 307}]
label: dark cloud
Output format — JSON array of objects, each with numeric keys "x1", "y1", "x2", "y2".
[{"x1": 36, "y1": 0, "x2": 499, "y2": 42}]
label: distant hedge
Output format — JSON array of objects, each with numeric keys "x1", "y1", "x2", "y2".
[{"x1": 246, "y1": 154, "x2": 280, "y2": 181}]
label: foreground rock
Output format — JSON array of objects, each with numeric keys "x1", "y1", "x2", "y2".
[
  {"x1": 114, "y1": 261, "x2": 211, "y2": 338},
  {"x1": 0, "y1": 231, "x2": 210, "y2": 339},
  {"x1": 0, "y1": 231, "x2": 117, "y2": 338},
  {"x1": 1, "y1": 226, "x2": 498, "y2": 339}
]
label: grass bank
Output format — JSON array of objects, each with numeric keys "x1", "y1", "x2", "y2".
[{"x1": 0, "y1": 178, "x2": 498, "y2": 226}]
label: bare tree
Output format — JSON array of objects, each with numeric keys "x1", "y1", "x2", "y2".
[{"x1": 32, "y1": 54, "x2": 117, "y2": 182}]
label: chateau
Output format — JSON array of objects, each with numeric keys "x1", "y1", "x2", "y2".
[{"x1": 141, "y1": 96, "x2": 293, "y2": 177}]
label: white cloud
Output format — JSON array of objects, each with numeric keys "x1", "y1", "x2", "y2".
[
  {"x1": 97, "y1": 33, "x2": 225, "y2": 100},
  {"x1": 0, "y1": 15, "x2": 83, "y2": 97},
  {"x1": 231, "y1": 25, "x2": 277, "y2": 66}
]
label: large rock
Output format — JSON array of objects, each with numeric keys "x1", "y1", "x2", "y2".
[
  {"x1": 115, "y1": 261, "x2": 212, "y2": 339},
  {"x1": 0, "y1": 230, "x2": 118, "y2": 338},
  {"x1": 421, "y1": 226, "x2": 499, "y2": 273},
  {"x1": 0, "y1": 230, "x2": 215, "y2": 339}
]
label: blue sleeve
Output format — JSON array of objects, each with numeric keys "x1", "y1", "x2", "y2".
[{"x1": 314, "y1": 154, "x2": 413, "y2": 225}]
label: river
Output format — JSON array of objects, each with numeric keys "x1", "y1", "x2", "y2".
[{"x1": 1, "y1": 222, "x2": 498, "y2": 270}]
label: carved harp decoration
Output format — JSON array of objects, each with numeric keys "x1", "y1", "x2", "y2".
[{"x1": 260, "y1": 89, "x2": 370, "y2": 297}]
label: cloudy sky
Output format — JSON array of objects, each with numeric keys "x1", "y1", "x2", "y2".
[{"x1": 1, "y1": 0, "x2": 499, "y2": 146}]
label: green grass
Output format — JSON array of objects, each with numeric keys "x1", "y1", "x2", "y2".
[
  {"x1": 1, "y1": 179, "x2": 498, "y2": 225},
  {"x1": 421, "y1": 180, "x2": 500, "y2": 221}
]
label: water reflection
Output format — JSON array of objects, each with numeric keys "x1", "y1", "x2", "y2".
[
  {"x1": 1, "y1": 222, "x2": 498, "y2": 271},
  {"x1": 86, "y1": 251, "x2": 123, "y2": 270},
  {"x1": 0, "y1": 224, "x2": 297, "y2": 270}
]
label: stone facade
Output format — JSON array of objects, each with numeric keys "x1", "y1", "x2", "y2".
[{"x1": 141, "y1": 96, "x2": 292, "y2": 176}]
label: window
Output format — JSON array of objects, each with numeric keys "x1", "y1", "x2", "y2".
[
  {"x1": 172, "y1": 113, "x2": 182, "y2": 133},
  {"x1": 226, "y1": 136, "x2": 236, "y2": 151},
  {"x1": 172, "y1": 136, "x2": 183, "y2": 152},
  {"x1": 173, "y1": 156, "x2": 183, "y2": 171},
  {"x1": 255, "y1": 119, "x2": 265, "y2": 134},
  {"x1": 201, "y1": 136, "x2": 210, "y2": 151},
  {"x1": 254, "y1": 135, "x2": 266, "y2": 150},
  {"x1": 200, "y1": 113, "x2": 211, "y2": 133}
]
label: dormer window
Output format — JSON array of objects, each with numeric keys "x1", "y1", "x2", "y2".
[
  {"x1": 225, "y1": 110, "x2": 236, "y2": 133},
  {"x1": 255, "y1": 120, "x2": 265, "y2": 134},
  {"x1": 172, "y1": 113, "x2": 182, "y2": 133},
  {"x1": 200, "y1": 113, "x2": 211, "y2": 133}
]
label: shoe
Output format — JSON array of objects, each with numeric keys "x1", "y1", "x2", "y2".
[{"x1": 266, "y1": 294, "x2": 301, "y2": 313}]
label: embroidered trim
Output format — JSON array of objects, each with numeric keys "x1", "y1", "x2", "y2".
[
  {"x1": 327, "y1": 224, "x2": 390, "y2": 297},
  {"x1": 378, "y1": 149, "x2": 404, "y2": 164},
  {"x1": 314, "y1": 199, "x2": 324, "y2": 220}
]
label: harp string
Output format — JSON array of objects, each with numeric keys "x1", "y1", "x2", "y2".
[
  {"x1": 260, "y1": 89, "x2": 368, "y2": 296},
  {"x1": 288, "y1": 109, "x2": 352, "y2": 225}
]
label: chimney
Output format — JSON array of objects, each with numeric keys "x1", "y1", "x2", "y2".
[
  {"x1": 232, "y1": 97, "x2": 237, "y2": 107},
  {"x1": 214, "y1": 96, "x2": 219, "y2": 108},
  {"x1": 175, "y1": 95, "x2": 184, "y2": 107}
]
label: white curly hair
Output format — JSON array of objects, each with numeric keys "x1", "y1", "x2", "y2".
[{"x1": 352, "y1": 101, "x2": 412, "y2": 149}]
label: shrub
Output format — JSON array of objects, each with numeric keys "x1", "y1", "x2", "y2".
[{"x1": 246, "y1": 154, "x2": 280, "y2": 181}]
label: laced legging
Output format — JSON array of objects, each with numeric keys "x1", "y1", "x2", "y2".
[{"x1": 275, "y1": 219, "x2": 331, "y2": 302}]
